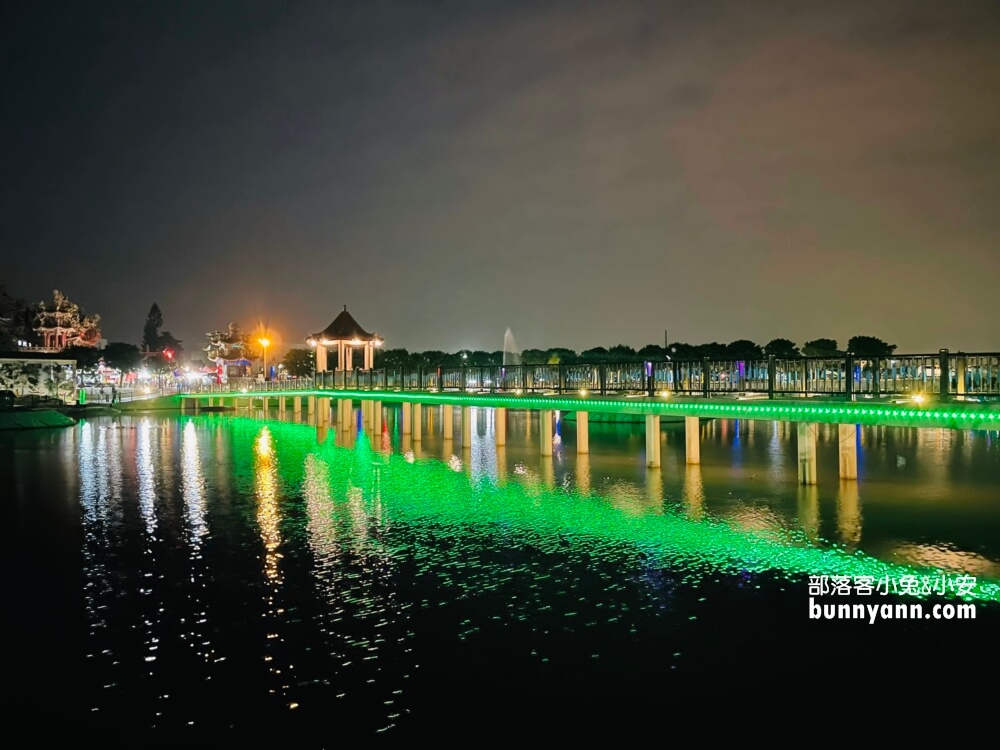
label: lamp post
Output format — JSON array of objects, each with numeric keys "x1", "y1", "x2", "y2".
[{"x1": 259, "y1": 337, "x2": 270, "y2": 381}]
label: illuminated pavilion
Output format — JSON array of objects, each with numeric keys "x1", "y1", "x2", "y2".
[{"x1": 307, "y1": 305, "x2": 383, "y2": 372}]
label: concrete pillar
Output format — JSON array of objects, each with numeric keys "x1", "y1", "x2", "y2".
[
  {"x1": 797, "y1": 421, "x2": 818, "y2": 485},
  {"x1": 193, "y1": 398, "x2": 200, "y2": 414},
  {"x1": 956, "y1": 354, "x2": 967, "y2": 396},
  {"x1": 308, "y1": 395, "x2": 316, "y2": 416},
  {"x1": 837, "y1": 480, "x2": 861, "y2": 548},
  {"x1": 540, "y1": 409, "x2": 552, "y2": 456},
  {"x1": 207, "y1": 397, "x2": 213, "y2": 408},
  {"x1": 838, "y1": 423, "x2": 858, "y2": 480},
  {"x1": 462, "y1": 406, "x2": 472, "y2": 449},
  {"x1": 495, "y1": 407, "x2": 506, "y2": 446},
  {"x1": 293, "y1": 396, "x2": 301, "y2": 415},
  {"x1": 576, "y1": 411, "x2": 589, "y2": 454},
  {"x1": 443, "y1": 405, "x2": 453, "y2": 439},
  {"x1": 576, "y1": 452, "x2": 590, "y2": 496},
  {"x1": 279, "y1": 396, "x2": 286, "y2": 415},
  {"x1": 685, "y1": 416, "x2": 700, "y2": 465},
  {"x1": 645, "y1": 414, "x2": 660, "y2": 468},
  {"x1": 401, "y1": 402, "x2": 411, "y2": 434},
  {"x1": 412, "y1": 403, "x2": 421, "y2": 441}
]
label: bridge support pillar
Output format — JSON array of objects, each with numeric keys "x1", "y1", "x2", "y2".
[
  {"x1": 293, "y1": 397, "x2": 301, "y2": 415},
  {"x1": 540, "y1": 409, "x2": 553, "y2": 456},
  {"x1": 443, "y1": 405, "x2": 453, "y2": 439},
  {"x1": 576, "y1": 411, "x2": 589, "y2": 454},
  {"x1": 207, "y1": 397, "x2": 213, "y2": 408},
  {"x1": 279, "y1": 396, "x2": 286, "y2": 415},
  {"x1": 372, "y1": 401, "x2": 382, "y2": 435},
  {"x1": 412, "y1": 403, "x2": 422, "y2": 441},
  {"x1": 646, "y1": 415, "x2": 660, "y2": 468},
  {"x1": 193, "y1": 398, "x2": 200, "y2": 414},
  {"x1": 462, "y1": 406, "x2": 472, "y2": 449},
  {"x1": 685, "y1": 417, "x2": 700, "y2": 464},
  {"x1": 838, "y1": 424, "x2": 858, "y2": 480},
  {"x1": 495, "y1": 407, "x2": 506, "y2": 446},
  {"x1": 401, "y1": 402, "x2": 411, "y2": 434},
  {"x1": 308, "y1": 395, "x2": 316, "y2": 417},
  {"x1": 797, "y1": 422, "x2": 818, "y2": 485}
]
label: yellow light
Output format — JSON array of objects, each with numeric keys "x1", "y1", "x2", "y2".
[
  {"x1": 259, "y1": 338, "x2": 270, "y2": 348},
  {"x1": 515, "y1": 388, "x2": 523, "y2": 395},
  {"x1": 579, "y1": 388, "x2": 588, "y2": 396},
  {"x1": 913, "y1": 394, "x2": 925, "y2": 404},
  {"x1": 350, "y1": 338, "x2": 362, "y2": 346},
  {"x1": 660, "y1": 390, "x2": 671, "y2": 398}
]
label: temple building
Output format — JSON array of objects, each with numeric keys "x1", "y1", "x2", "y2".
[{"x1": 307, "y1": 306, "x2": 383, "y2": 372}]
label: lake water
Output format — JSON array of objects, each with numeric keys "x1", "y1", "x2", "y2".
[{"x1": 8, "y1": 406, "x2": 1000, "y2": 740}]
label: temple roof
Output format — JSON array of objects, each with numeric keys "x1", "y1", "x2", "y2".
[{"x1": 309, "y1": 306, "x2": 378, "y2": 342}]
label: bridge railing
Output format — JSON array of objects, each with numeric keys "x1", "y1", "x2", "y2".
[{"x1": 181, "y1": 350, "x2": 999, "y2": 400}]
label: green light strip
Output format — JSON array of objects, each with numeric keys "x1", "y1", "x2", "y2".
[
  {"x1": 181, "y1": 389, "x2": 1000, "y2": 430},
  {"x1": 218, "y1": 416, "x2": 1000, "y2": 604}
]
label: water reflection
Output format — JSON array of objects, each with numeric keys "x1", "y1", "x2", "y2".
[{"x1": 255, "y1": 426, "x2": 294, "y2": 706}]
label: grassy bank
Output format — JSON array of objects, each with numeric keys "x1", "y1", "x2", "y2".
[{"x1": 0, "y1": 409, "x2": 77, "y2": 430}]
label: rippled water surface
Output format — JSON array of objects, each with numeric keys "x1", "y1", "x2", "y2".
[{"x1": 8, "y1": 406, "x2": 1000, "y2": 739}]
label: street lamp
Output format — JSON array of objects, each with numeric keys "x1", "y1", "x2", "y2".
[{"x1": 259, "y1": 337, "x2": 270, "y2": 380}]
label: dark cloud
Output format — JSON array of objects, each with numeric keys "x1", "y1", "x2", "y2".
[{"x1": 2, "y1": 0, "x2": 998, "y2": 355}]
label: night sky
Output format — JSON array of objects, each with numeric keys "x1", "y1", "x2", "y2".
[{"x1": 3, "y1": 0, "x2": 998, "y2": 356}]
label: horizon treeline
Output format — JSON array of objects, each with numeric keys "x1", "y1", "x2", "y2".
[{"x1": 366, "y1": 336, "x2": 897, "y2": 369}]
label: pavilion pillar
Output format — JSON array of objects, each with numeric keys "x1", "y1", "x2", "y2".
[
  {"x1": 316, "y1": 346, "x2": 328, "y2": 372},
  {"x1": 645, "y1": 415, "x2": 660, "y2": 468},
  {"x1": 540, "y1": 409, "x2": 553, "y2": 456},
  {"x1": 685, "y1": 416, "x2": 700, "y2": 464},
  {"x1": 839, "y1": 423, "x2": 858, "y2": 480},
  {"x1": 412, "y1": 403, "x2": 422, "y2": 441},
  {"x1": 462, "y1": 406, "x2": 472, "y2": 448},
  {"x1": 798, "y1": 422, "x2": 818, "y2": 485},
  {"x1": 346, "y1": 347, "x2": 353, "y2": 371},
  {"x1": 443, "y1": 405, "x2": 453, "y2": 439},
  {"x1": 576, "y1": 411, "x2": 589, "y2": 454},
  {"x1": 495, "y1": 407, "x2": 506, "y2": 446}
]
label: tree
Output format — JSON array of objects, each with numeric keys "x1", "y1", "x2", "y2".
[
  {"x1": 694, "y1": 342, "x2": 728, "y2": 359},
  {"x1": 545, "y1": 347, "x2": 578, "y2": 364},
  {"x1": 142, "y1": 303, "x2": 163, "y2": 351},
  {"x1": 764, "y1": 338, "x2": 800, "y2": 358},
  {"x1": 803, "y1": 338, "x2": 840, "y2": 357},
  {"x1": 102, "y1": 342, "x2": 143, "y2": 372},
  {"x1": 726, "y1": 340, "x2": 763, "y2": 359},
  {"x1": 580, "y1": 347, "x2": 609, "y2": 361},
  {"x1": 607, "y1": 344, "x2": 638, "y2": 361},
  {"x1": 0, "y1": 328, "x2": 16, "y2": 351},
  {"x1": 637, "y1": 344, "x2": 667, "y2": 360},
  {"x1": 62, "y1": 344, "x2": 103, "y2": 370},
  {"x1": 158, "y1": 331, "x2": 184, "y2": 360},
  {"x1": 847, "y1": 336, "x2": 896, "y2": 357},
  {"x1": 520, "y1": 348, "x2": 548, "y2": 364},
  {"x1": 282, "y1": 348, "x2": 315, "y2": 377}
]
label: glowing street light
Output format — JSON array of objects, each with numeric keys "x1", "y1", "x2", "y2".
[{"x1": 259, "y1": 337, "x2": 270, "y2": 380}]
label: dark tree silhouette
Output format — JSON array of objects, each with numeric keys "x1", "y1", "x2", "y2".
[
  {"x1": 142, "y1": 303, "x2": 162, "y2": 351},
  {"x1": 281, "y1": 348, "x2": 315, "y2": 377},
  {"x1": 803, "y1": 338, "x2": 840, "y2": 356},
  {"x1": 764, "y1": 338, "x2": 800, "y2": 358},
  {"x1": 726, "y1": 340, "x2": 763, "y2": 359},
  {"x1": 847, "y1": 336, "x2": 896, "y2": 357}
]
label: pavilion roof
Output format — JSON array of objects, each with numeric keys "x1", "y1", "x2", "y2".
[{"x1": 309, "y1": 306, "x2": 378, "y2": 342}]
